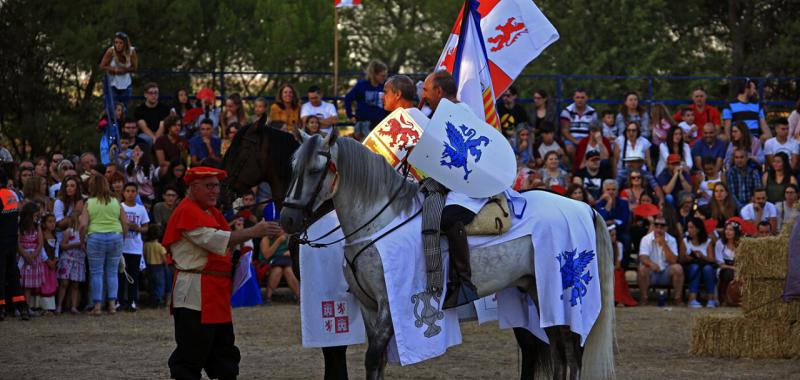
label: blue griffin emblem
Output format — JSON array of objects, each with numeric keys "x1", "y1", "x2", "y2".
[
  {"x1": 440, "y1": 121, "x2": 490, "y2": 181},
  {"x1": 557, "y1": 249, "x2": 595, "y2": 307}
]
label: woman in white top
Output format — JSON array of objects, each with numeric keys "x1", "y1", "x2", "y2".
[
  {"x1": 775, "y1": 184, "x2": 798, "y2": 232},
  {"x1": 657, "y1": 126, "x2": 693, "y2": 175},
  {"x1": 614, "y1": 121, "x2": 652, "y2": 178},
  {"x1": 716, "y1": 220, "x2": 742, "y2": 306},
  {"x1": 696, "y1": 156, "x2": 725, "y2": 207},
  {"x1": 724, "y1": 122, "x2": 764, "y2": 168},
  {"x1": 99, "y1": 32, "x2": 137, "y2": 110},
  {"x1": 683, "y1": 217, "x2": 717, "y2": 308}
]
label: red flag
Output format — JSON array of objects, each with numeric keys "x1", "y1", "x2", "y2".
[{"x1": 335, "y1": 0, "x2": 361, "y2": 8}]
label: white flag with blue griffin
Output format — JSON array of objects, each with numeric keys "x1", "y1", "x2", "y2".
[{"x1": 408, "y1": 98, "x2": 515, "y2": 198}]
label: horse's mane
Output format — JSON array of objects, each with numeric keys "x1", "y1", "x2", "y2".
[
  {"x1": 295, "y1": 136, "x2": 419, "y2": 213},
  {"x1": 223, "y1": 123, "x2": 299, "y2": 178}
]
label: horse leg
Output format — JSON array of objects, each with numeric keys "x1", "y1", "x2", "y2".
[
  {"x1": 322, "y1": 346, "x2": 349, "y2": 380},
  {"x1": 561, "y1": 330, "x2": 583, "y2": 380},
  {"x1": 362, "y1": 303, "x2": 393, "y2": 380},
  {"x1": 545, "y1": 327, "x2": 566, "y2": 380},
  {"x1": 513, "y1": 327, "x2": 551, "y2": 380}
]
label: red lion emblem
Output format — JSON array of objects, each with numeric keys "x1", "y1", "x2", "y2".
[
  {"x1": 377, "y1": 114, "x2": 420, "y2": 151},
  {"x1": 487, "y1": 17, "x2": 528, "y2": 52}
]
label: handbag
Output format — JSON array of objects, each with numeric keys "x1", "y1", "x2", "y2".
[{"x1": 40, "y1": 264, "x2": 58, "y2": 297}]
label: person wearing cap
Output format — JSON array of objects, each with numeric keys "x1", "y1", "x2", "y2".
[
  {"x1": 0, "y1": 168, "x2": 29, "y2": 320},
  {"x1": 657, "y1": 153, "x2": 692, "y2": 206},
  {"x1": 637, "y1": 215, "x2": 683, "y2": 306},
  {"x1": 618, "y1": 151, "x2": 665, "y2": 206},
  {"x1": 573, "y1": 122, "x2": 612, "y2": 173},
  {"x1": 575, "y1": 150, "x2": 613, "y2": 202},
  {"x1": 164, "y1": 166, "x2": 281, "y2": 380}
]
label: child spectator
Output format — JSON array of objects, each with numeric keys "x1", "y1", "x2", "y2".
[
  {"x1": 600, "y1": 110, "x2": 619, "y2": 142},
  {"x1": 532, "y1": 121, "x2": 566, "y2": 168},
  {"x1": 677, "y1": 108, "x2": 698, "y2": 142},
  {"x1": 38, "y1": 213, "x2": 58, "y2": 314},
  {"x1": 125, "y1": 143, "x2": 158, "y2": 204},
  {"x1": 18, "y1": 202, "x2": 43, "y2": 319},
  {"x1": 756, "y1": 221, "x2": 772, "y2": 237},
  {"x1": 56, "y1": 215, "x2": 84, "y2": 314},
  {"x1": 648, "y1": 103, "x2": 677, "y2": 146},
  {"x1": 345, "y1": 60, "x2": 389, "y2": 141},
  {"x1": 696, "y1": 157, "x2": 724, "y2": 207},
  {"x1": 119, "y1": 182, "x2": 149, "y2": 312},
  {"x1": 251, "y1": 96, "x2": 268, "y2": 127},
  {"x1": 511, "y1": 126, "x2": 534, "y2": 168},
  {"x1": 684, "y1": 217, "x2": 717, "y2": 308},
  {"x1": 143, "y1": 228, "x2": 168, "y2": 308}
]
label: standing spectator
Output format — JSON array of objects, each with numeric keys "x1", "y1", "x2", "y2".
[
  {"x1": 649, "y1": 104, "x2": 677, "y2": 146},
  {"x1": 539, "y1": 151, "x2": 570, "y2": 189},
  {"x1": 740, "y1": 188, "x2": 777, "y2": 234},
  {"x1": 762, "y1": 152, "x2": 797, "y2": 204},
  {"x1": 716, "y1": 220, "x2": 742, "y2": 306},
  {"x1": 673, "y1": 87, "x2": 722, "y2": 135},
  {"x1": 48, "y1": 160, "x2": 74, "y2": 198},
  {"x1": 723, "y1": 80, "x2": 771, "y2": 141},
  {"x1": 99, "y1": 32, "x2": 137, "y2": 110},
  {"x1": 345, "y1": 60, "x2": 388, "y2": 141},
  {"x1": 764, "y1": 118, "x2": 799, "y2": 170},
  {"x1": 511, "y1": 126, "x2": 534, "y2": 168},
  {"x1": 657, "y1": 126, "x2": 693, "y2": 175},
  {"x1": 80, "y1": 175, "x2": 127, "y2": 316},
  {"x1": 691, "y1": 123, "x2": 728, "y2": 174},
  {"x1": 576, "y1": 150, "x2": 613, "y2": 202},
  {"x1": 696, "y1": 157, "x2": 725, "y2": 207},
  {"x1": 220, "y1": 93, "x2": 248, "y2": 138},
  {"x1": 21, "y1": 175, "x2": 51, "y2": 212},
  {"x1": 39, "y1": 213, "x2": 58, "y2": 315},
  {"x1": 697, "y1": 182, "x2": 739, "y2": 228},
  {"x1": 18, "y1": 202, "x2": 43, "y2": 318},
  {"x1": 54, "y1": 176, "x2": 84, "y2": 237},
  {"x1": 268, "y1": 84, "x2": 302, "y2": 132},
  {"x1": 528, "y1": 89, "x2": 559, "y2": 139},
  {"x1": 614, "y1": 122, "x2": 652, "y2": 182},
  {"x1": 119, "y1": 182, "x2": 149, "y2": 312},
  {"x1": 789, "y1": 98, "x2": 800, "y2": 140},
  {"x1": 775, "y1": 184, "x2": 798, "y2": 231},
  {"x1": 496, "y1": 85, "x2": 530, "y2": 139},
  {"x1": 189, "y1": 119, "x2": 221, "y2": 164},
  {"x1": 676, "y1": 108, "x2": 699, "y2": 142},
  {"x1": 48, "y1": 153, "x2": 65, "y2": 189},
  {"x1": 726, "y1": 148, "x2": 763, "y2": 206},
  {"x1": 143, "y1": 228, "x2": 168, "y2": 308},
  {"x1": 154, "y1": 115, "x2": 189, "y2": 174},
  {"x1": 683, "y1": 217, "x2": 718, "y2": 308},
  {"x1": 615, "y1": 91, "x2": 650, "y2": 141},
  {"x1": 301, "y1": 86, "x2": 338, "y2": 136},
  {"x1": 637, "y1": 216, "x2": 683, "y2": 306},
  {"x1": 657, "y1": 154, "x2": 692, "y2": 206},
  {"x1": 724, "y1": 122, "x2": 764, "y2": 168},
  {"x1": 560, "y1": 88, "x2": 598, "y2": 159},
  {"x1": 56, "y1": 215, "x2": 84, "y2": 314},
  {"x1": 152, "y1": 185, "x2": 180, "y2": 239},
  {"x1": 0, "y1": 168, "x2": 28, "y2": 320},
  {"x1": 532, "y1": 121, "x2": 566, "y2": 168},
  {"x1": 125, "y1": 143, "x2": 159, "y2": 204},
  {"x1": 134, "y1": 82, "x2": 171, "y2": 147},
  {"x1": 79, "y1": 152, "x2": 98, "y2": 183},
  {"x1": 573, "y1": 123, "x2": 612, "y2": 173},
  {"x1": 109, "y1": 172, "x2": 125, "y2": 202},
  {"x1": 33, "y1": 156, "x2": 48, "y2": 181}
]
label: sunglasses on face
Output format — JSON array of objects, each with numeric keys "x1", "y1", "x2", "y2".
[
  {"x1": 654, "y1": 223, "x2": 667, "y2": 227},
  {"x1": 630, "y1": 176, "x2": 642, "y2": 180}
]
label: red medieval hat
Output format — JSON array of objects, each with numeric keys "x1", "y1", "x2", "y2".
[{"x1": 184, "y1": 166, "x2": 227, "y2": 184}]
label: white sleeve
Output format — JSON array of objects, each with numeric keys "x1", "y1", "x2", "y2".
[
  {"x1": 183, "y1": 227, "x2": 231, "y2": 256},
  {"x1": 639, "y1": 235, "x2": 652, "y2": 257},
  {"x1": 763, "y1": 139, "x2": 775, "y2": 155},
  {"x1": 668, "y1": 236, "x2": 678, "y2": 255},
  {"x1": 139, "y1": 206, "x2": 150, "y2": 224},
  {"x1": 683, "y1": 143, "x2": 694, "y2": 169},
  {"x1": 764, "y1": 203, "x2": 777, "y2": 218},
  {"x1": 325, "y1": 102, "x2": 338, "y2": 118},
  {"x1": 53, "y1": 200, "x2": 66, "y2": 222},
  {"x1": 300, "y1": 103, "x2": 311, "y2": 118},
  {"x1": 740, "y1": 204, "x2": 754, "y2": 220}
]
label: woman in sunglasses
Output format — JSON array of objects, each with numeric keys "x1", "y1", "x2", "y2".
[{"x1": 99, "y1": 32, "x2": 137, "y2": 110}]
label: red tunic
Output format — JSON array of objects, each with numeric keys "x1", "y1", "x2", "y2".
[{"x1": 163, "y1": 198, "x2": 233, "y2": 324}]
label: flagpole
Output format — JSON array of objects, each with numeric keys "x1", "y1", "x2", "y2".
[{"x1": 333, "y1": 5, "x2": 339, "y2": 98}]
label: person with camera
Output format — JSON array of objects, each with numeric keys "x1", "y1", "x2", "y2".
[
  {"x1": 683, "y1": 217, "x2": 718, "y2": 308},
  {"x1": 657, "y1": 154, "x2": 692, "y2": 207}
]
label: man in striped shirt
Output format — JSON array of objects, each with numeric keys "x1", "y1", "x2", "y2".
[
  {"x1": 560, "y1": 88, "x2": 598, "y2": 160},
  {"x1": 723, "y1": 80, "x2": 771, "y2": 141}
]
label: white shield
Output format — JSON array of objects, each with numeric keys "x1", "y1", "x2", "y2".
[
  {"x1": 408, "y1": 99, "x2": 515, "y2": 197},
  {"x1": 363, "y1": 108, "x2": 429, "y2": 181}
]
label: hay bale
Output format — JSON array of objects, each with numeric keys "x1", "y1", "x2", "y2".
[
  {"x1": 737, "y1": 233, "x2": 790, "y2": 280},
  {"x1": 741, "y1": 278, "x2": 800, "y2": 321},
  {"x1": 691, "y1": 314, "x2": 800, "y2": 358}
]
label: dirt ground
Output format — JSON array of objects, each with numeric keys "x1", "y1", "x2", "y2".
[{"x1": 2, "y1": 299, "x2": 798, "y2": 380}]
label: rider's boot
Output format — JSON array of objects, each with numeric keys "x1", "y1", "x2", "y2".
[{"x1": 443, "y1": 221, "x2": 479, "y2": 309}]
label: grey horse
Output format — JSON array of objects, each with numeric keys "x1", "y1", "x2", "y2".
[{"x1": 281, "y1": 133, "x2": 615, "y2": 380}]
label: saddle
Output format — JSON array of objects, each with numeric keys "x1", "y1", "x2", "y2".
[{"x1": 464, "y1": 193, "x2": 511, "y2": 236}]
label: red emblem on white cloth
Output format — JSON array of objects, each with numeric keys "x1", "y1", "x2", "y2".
[
  {"x1": 322, "y1": 300, "x2": 350, "y2": 334},
  {"x1": 487, "y1": 17, "x2": 528, "y2": 52}
]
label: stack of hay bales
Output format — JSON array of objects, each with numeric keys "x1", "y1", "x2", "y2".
[{"x1": 690, "y1": 218, "x2": 800, "y2": 358}]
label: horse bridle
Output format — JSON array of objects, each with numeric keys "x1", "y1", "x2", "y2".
[{"x1": 282, "y1": 150, "x2": 335, "y2": 219}]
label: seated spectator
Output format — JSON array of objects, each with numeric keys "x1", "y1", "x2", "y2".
[
  {"x1": 79, "y1": 152, "x2": 98, "y2": 183},
  {"x1": 269, "y1": 84, "x2": 302, "y2": 132},
  {"x1": 154, "y1": 115, "x2": 189, "y2": 173},
  {"x1": 121, "y1": 117, "x2": 148, "y2": 148},
  {"x1": 740, "y1": 188, "x2": 777, "y2": 234},
  {"x1": 676, "y1": 107, "x2": 699, "y2": 143},
  {"x1": 595, "y1": 179, "x2": 631, "y2": 248},
  {"x1": 637, "y1": 216, "x2": 683, "y2": 306},
  {"x1": 683, "y1": 217, "x2": 718, "y2": 308},
  {"x1": 156, "y1": 159, "x2": 186, "y2": 200},
  {"x1": 576, "y1": 150, "x2": 613, "y2": 203},
  {"x1": 776, "y1": 184, "x2": 798, "y2": 231},
  {"x1": 726, "y1": 148, "x2": 762, "y2": 206},
  {"x1": 716, "y1": 219, "x2": 743, "y2": 306},
  {"x1": 610, "y1": 224, "x2": 637, "y2": 307},
  {"x1": 675, "y1": 191, "x2": 695, "y2": 232},
  {"x1": 614, "y1": 121, "x2": 652, "y2": 180},
  {"x1": 599, "y1": 110, "x2": 618, "y2": 142},
  {"x1": 618, "y1": 152, "x2": 664, "y2": 205},
  {"x1": 539, "y1": 151, "x2": 570, "y2": 189},
  {"x1": 696, "y1": 157, "x2": 724, "y2": 207},
  {"x1": 657, "y1": 154, "x2": 692, "y2": 206},
  {"x1": 672, "y1": 87, "x2": 722, "y2": 139},
  {"x1": 691, "y1": 123, "x2": 728, "y2": 174},
  {"x1": 573, "y1": 123, "x2": 612, "y2": 173},
  {"x1": 724, "y1": 122, "x2": 764, "y2": 168},
  {"x1": 696, "y1": 182, "x2": 739, "y2": 231},
  {"x1": 189, "y1": 118, "x2": 221, "y2": 164},
  {"x1": 220, "y1": 123, "x2": 238, "y2": 157},
  {"x1": 762, "y1": 152, "x2": 797, "y2": 204},
  {"x1": 496, "y1": 85, "x2": 530, "y2": 139},
  {"x1": 511, "y1": 125, "x2": 534, "y2": 168},
  {"x1": 532, "y1": 121, "x2": 566, "y2": 168},
  {"x1": 220, "y1": 93, "x2": 248, "y2": 138},
  {"x1": 615, "y1": 91, "x2": 650, "y2": 140},
  {"x1": 756, "y1": 221, "x2": 772, "y2": 237},
  {"x1": 656, "y1": 126, "x2": 693, "y2": 175},
  {"x1": 259, "y1": 203, "x2": 299, "y2": 303},
  {"x1": 301, "y1": 85, "x2": 338, "y2": 136},
  {"x1": 566, "y1": 184, "x2": 590, "y2": 204},
  {"x1": 648, "y1": 103, "x2": 676, "y2": 146},
  {"x1": 134, "y1": 82, "x2": 170, "y2": 146},
  {"x1": 560, "y1": 88, "x2": 598, "y2": 159},
  {"x1": 620, "y1": 168, "x2": 651, "y2": 209},
  {"x1": 345, "y1": 60, "x2": 388, "y2": 141},
  {"x1": 192, "y1": 88, "x2": 221, "y2": 136},
  {"x1": 251, "y1": 96, "x2": 268, "y2": 127},
  {"x1": 528, "y1": 89, "x2": 559, "y2": 140},
  {"x1": 764, "y1": 117, "x2": 799, "y2": 171},
  {"x1": 170, "y1": 88, "x2": 195, "y2": 135}
]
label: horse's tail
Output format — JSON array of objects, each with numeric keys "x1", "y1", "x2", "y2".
[{"x1": 581, "y1": 212, "x2": 616, "y2": 380}]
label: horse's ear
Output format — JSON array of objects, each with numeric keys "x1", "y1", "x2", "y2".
[
  {"x1": 323, "y1": 127, "x2": 338, "y2": 147},
  {"x1": 298, "y1": 129, "x2": 312, "y2": 143}
]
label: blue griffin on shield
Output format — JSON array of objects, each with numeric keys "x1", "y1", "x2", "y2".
[{"x1": 439, "y1": 121, "x2": 491, "y2": 181}]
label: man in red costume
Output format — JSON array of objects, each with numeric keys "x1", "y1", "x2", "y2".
[{"x1": 163, "y1": 166, "x2": 280, "y2": 380}]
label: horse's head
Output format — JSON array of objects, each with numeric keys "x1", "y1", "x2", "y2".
[{"x1": 281, "y1": 131, "x2": 339, "y2": 234}]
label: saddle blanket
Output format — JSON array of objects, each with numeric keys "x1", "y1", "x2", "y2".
[
  {"x1": 375, "y1": 189, "x2": 600, "y2": 365},
  {"x1": 300, "y1": 212, "x2": 366, "y2": 348}
]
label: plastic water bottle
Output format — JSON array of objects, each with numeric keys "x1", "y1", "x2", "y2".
[{"x1": 657, "y1": 289, "x2": 666, "y2": 307}]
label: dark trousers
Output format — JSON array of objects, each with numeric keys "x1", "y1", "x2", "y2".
[
  {"x1": 441, "y1": 205, "x2": 476, "y2": 230},
  {"x1": 169, "y1": 307, "x2": 240, "y2": 380},
  {"x1": 118, "y1": 253, "x2": 141, "y2": 305},
  {"x1": 0, "y1": 242, "x2": 24, "y2": 310}
]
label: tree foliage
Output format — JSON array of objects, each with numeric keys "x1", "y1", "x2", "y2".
[{"x1": 0, "y1": 0, "x2": 798, "y2": 158}]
